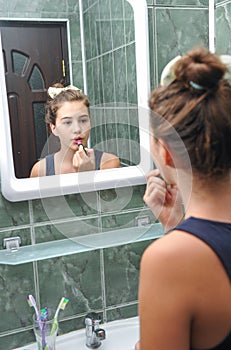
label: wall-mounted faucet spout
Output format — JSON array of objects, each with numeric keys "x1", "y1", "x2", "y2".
[{"x1": 85, "y1": 312, "x2": 106, "y2": 348}]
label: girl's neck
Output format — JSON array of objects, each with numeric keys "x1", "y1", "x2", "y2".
[
  {"x1": 182, "y1": 178, "x2": 231, "y2": 222},
  {"x1": 56, "y1": 147, "x2": 75, "y2": 160},
  {"x1": 54, "y1": 149, "x2": 77, "y2": 174}
]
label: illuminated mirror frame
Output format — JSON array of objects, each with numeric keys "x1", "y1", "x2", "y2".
[{"x1": 0, "y1": 0, "x2": 151, "y2": 201}]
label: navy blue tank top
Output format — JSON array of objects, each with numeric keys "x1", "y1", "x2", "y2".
[
  {"x1": 45, "y1": 149, "x2": 103, "y2": 175},
  {"x1": 174, "y1": 217, "x2": 231, "y2": 350}
]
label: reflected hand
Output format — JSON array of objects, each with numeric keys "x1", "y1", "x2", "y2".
[
  {"x1": 73, "y1": 145, "x2": 96, "y2": 172},
  {"x1": 135, "y1": 340, "x2": 140, "y2": 350},
  {"x1": 143, "y1": 169, "x2": 184, "y2": 232}
]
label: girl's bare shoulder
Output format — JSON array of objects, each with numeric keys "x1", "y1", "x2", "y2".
[
  {"x1": 100, "y1": 152, "x2": 120, "y2": 169},
  {"x1": 30, "y1": 158, "x2": 46, "y2": 177}
]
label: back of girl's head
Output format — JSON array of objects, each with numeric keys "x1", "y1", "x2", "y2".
[
  {"x1": 149, "y1": 47, "x2": 231, "y2": 180},
  {"x1": 45, "y1": 83, "x2": 90, "y2": 125}
]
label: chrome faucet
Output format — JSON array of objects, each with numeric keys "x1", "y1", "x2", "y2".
[{"x1": 85, "y1": 312, "x2": 106, "y2": 349}]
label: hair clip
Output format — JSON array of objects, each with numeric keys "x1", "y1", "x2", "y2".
[
  {"x1": 48, "y1": 85, "x2": 82, "y2": 99},
  {"x1": 160, "y1": 55, "x2": 182, "y2": 87},
  {"x1": 220, "y1": 55, "x2": 231, "y2": 81}
]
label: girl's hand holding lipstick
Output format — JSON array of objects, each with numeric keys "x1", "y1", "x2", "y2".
[
  {"x1": 73, "y1": 144, "x2": 96, "y2": 172},
  {"x1": 143, "y1": 169, "x2": 184, "y2": 232}
]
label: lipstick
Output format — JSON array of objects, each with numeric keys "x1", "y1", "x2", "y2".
[{"x1": 76, "y1": 139, "x2": 87, "y2": 154}]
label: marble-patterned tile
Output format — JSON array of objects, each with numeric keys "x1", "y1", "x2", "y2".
[
  {"x1": 99, "y1": 0, "x2": 111, "y2": 20},
  {"x1": 155, "y1": 8, "x2": 209, "y2": 81},
  {"x1": 97, "y1": 0, "x2": 113, "y2": 55},
  {"x1": 100, "y1": 208, "x2": 157, "y2": 233},
  {"x1": 86, "y1": 61, "x2": 95, "y2": 102},
  {"x1": 90, "y1": 109, "x2": 105, "y2": 146},
  {"x1": 117, "y1": 131, "x2": 133, "y2": 165},
  {"x1": 91, "y1": 58, "x2": 104, "y2": 106},
  {"x1": 8, "y1": 0, "x2": 42, "y2": 13},
  {"x1": 72, "y1": 61, "x2": 84, "y2": 90},
  {"x1": 103, "y1": 0, "x2": 124, "y2": 55},
  {"x1": 69, "y1": 16, "x2": 82, "y2": 62},
  {"x1": 130, "y1": 132, "x2": 140, "y2": 165},
  {"x1": 114, "y1": 47, "x2": 128, "y2": 103},
  {"x1": 102, "y1": 53, "x2": 116, "y2": 103},
  {"x1": 82, "y1": 0, "x2": 90, "y2": 12},
  {"x1": 8, "y1": 0, "x2": 77, "y2": 13},
  {"x1": 37, "y1": 250, "x2": 102, "y2": 316},
  {"x1": 0, "y1": 194, "x2": 29, "y2": 229},
  {"x1": 113, "y1": 0, "x2": 124, "y2": 19},
  {"x1": 57, "y1": 315, "x2": 86, "y2": 335},
  {"x1": 0, "y1": 0, "x2": 8, "y2": 13},
  {"x1": 126, "y1": 43, "x2": 137, "y2": 104},
  {"x1": 87, "y1": 58, "x2": 104, "y2": 106},
  {"x1": 1, "y1": 329, "x2": 34, "y2": 350},
  {"x1": 148, "y1": 7, "x2": 157, "y2": 90},
  {"x1": 216, "y1": 3, "x2": 231, "y2": 53},
  {"x1": 99, "y1": 184, "x2": 147, "y2": 215},
  {"x1": 34, "y1": 217, "x2": 100, "y2": 244},
  {"x1": 104, "y1": 240, "x2": 153, "y2": 306},
  {"x1": 98, "y1": 19, "x2": 113, "y2": 55},
  {"x1": 124, "y1": 0, "x2": 135, "y2": 44},
  {"x1": 88, "y1": 2, "x2": 100, "y2": 59},
  {"x1": 88, "y1": 0, "x2": 99, "y2": 7},
  {"x1": 84, "y1": 10, "x2": 92, "y2": 60},
  {"x1": 92, "y1": 57, "x2": 103, "y2": 106},
  {"x1": 155, "y1": 0, "x2": 208, "y2": 5},
  {"x1": 0, "y1": 262, "x2": 35, "y2": 332},
  {"x1": 112, "y1": 17, "x2": 125, "y2": 50},
  {"x1": 32, "y1": 192, "x2": 99, "y2": 223},
  {"x1": 106, "y1": 303, "x2": 138, "y2": 322}
]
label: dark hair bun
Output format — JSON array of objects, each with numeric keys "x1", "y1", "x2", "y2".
[{"x1": 174, "y1": 47, "x2": 227, "y2": 90}]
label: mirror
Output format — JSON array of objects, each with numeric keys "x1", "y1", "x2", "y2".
[{"x1": 0, "y1": 0, "x2": 151, "y2": 201}]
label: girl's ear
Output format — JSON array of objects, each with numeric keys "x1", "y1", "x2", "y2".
[
  {"x1": 159, "y1": 139, "x2": 175, "y2": 168},
  {"x1": 50, "y1": 122, "x2": 58, "y2": 136}
]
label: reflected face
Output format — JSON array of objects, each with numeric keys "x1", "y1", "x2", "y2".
[{"x1": 51, "y1": 101, "x2": 91, "y2": 150}]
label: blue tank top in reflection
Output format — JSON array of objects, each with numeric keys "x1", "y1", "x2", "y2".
[
  {"x1": 45, "y1": 149, "x2": 103, "y2": 175},
  {"x1": 173, "y1": 217, "x2": 231, "y2": 350}
]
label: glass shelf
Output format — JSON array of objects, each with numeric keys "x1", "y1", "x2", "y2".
[{"x1": 0, "y1": 224, "x2": 164, "y2": 265}]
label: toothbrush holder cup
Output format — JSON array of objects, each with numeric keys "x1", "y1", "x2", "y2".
[{"x1": 33, "y1": 313, "x2": 58, "y2": 350}]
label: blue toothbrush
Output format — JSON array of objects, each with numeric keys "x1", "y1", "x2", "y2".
[{"x1": 41, "y1": 307, "x2": 48, "y2": 350}]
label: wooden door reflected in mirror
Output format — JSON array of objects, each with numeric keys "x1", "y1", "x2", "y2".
[{"x1": 1, "y1": 21, "x2": 69, "y2": 178}]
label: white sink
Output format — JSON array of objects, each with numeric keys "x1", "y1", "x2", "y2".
[{"x1": 15, "y1": 316, "x2": 139, "y2": 350}]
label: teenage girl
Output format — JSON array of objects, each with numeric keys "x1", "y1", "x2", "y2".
[
  {"x1": 136, "y1": 47, "x2": 231, "y2": 350},
  {"x1": 30, "y1": 84, "x2": 120, "y2": 176}
]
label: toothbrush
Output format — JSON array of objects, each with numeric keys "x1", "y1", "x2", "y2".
[
  {"x1": 26, "y1": 294, "x2": 42, "y2": 330},
  {"x1": 41, "y1": 307, "x2": 48, "y2": 350},
  {"x1": 50, "y1": 297, "x2": 69, "y2": 336}
]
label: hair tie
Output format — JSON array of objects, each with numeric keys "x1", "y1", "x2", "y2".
[
  {"x1": 189, "y1": 81, "x2": 205, "y2": 90},
  {"x1": 48, "y1": 85, "x2": 82, "y2": 99}
]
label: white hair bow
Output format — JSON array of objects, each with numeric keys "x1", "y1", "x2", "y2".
[{"x1": 47, "y1": 85, "x2": 82, "y2": 99}]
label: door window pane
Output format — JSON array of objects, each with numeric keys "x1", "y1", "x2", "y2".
[{"x1": 29, "y1": 64, "x2": 44, "y2": 90}]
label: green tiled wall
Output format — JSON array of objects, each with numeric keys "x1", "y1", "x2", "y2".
[
  {"x1": 216, "y1": 1, "x2": 231, "y2": 53},
  {"x1": 1, "y1": 0, "x2": 227, "y2": 349}
]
